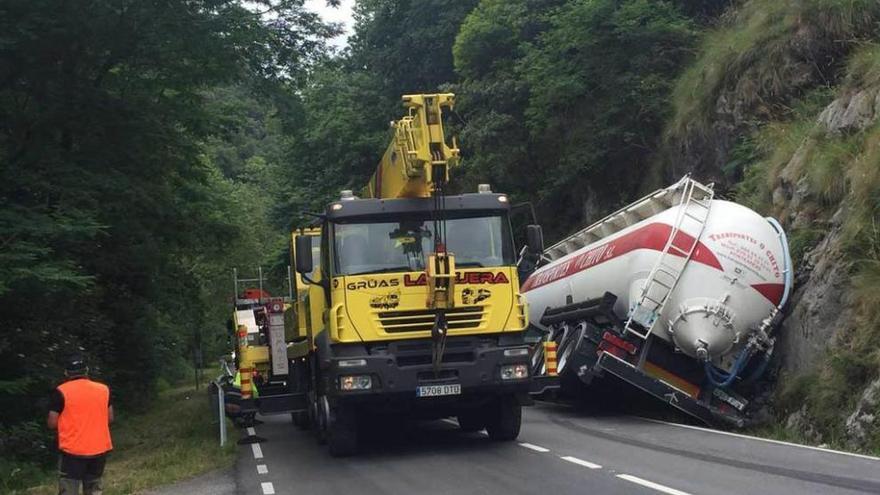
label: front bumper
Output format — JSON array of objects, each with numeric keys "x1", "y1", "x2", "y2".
[{"x1": 321, "y1": 335, "x2": 533, "y2": 414}]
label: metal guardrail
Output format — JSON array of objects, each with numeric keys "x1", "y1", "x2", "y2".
[
  {"x1": 212, "y1": 358, "x2": 234, "y2": 447},
  {"x1": 215, "y1": 380, "x2": 226, "y2": 446}
]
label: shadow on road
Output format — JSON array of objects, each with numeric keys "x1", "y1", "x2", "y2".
[{"x1": 353, "y1": 416, "x2": 504, "y2": 459}]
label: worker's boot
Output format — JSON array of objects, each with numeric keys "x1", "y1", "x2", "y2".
[
  {"x1": 83, "y1": 477, "x2": 103, "y2": 495},
  {"x1": 58, "y1": 478, "x2": 80, "y2": 495}
]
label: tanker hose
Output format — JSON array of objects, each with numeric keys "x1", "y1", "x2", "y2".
[
  {"x1": 766, "y1": 217, "x2": 793, "y2": 310},
  {"x1": 704, "y1": 346, "x2": 752, "y2": 388}
]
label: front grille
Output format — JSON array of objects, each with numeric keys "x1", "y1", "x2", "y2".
[
  {"x1": 377, "y1": 306, "x2": 485, "y2": 333},
  {"x1": 397, "y1": 352, "x2": 474, "y2": 367}
]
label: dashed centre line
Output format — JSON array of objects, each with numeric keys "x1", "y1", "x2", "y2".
[
  {"x1": 241, "y1": 419, "x2": 690, "y2": 495},
  {"x1": 251, "y1": 442, "x2": 264, "y2": 459},
  {"x1": 518, "y1": 442, "x2": 550, "y2": 453},
  {"x1": 559, "y1": 455, "x2": 602, "y2": 469},
  {"x1": 247, "y1": 427, "x2": 256, "y2": 436},
  {"x1": 616, "y1": 474, "x2": 692, "y2": 495}
]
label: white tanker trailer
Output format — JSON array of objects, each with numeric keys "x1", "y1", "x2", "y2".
[{"x1": 521, "y1": 177, "x2": 792, "y2": 425}]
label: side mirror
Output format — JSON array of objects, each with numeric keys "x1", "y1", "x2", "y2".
[
  {"x1": 295, "y1": 235, "x2": 314, "y2": 275},
  {"x1": 526, "y1": 224, "x2": 544, "y2": 254}
]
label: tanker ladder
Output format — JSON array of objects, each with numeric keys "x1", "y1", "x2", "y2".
[{"x1": 623, "y1": 177, "x2": 714, "y2": 340}]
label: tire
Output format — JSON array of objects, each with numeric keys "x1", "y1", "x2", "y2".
[
  {"x1": 457, "y1": 412, "x2": 485, "y2": 433},
  {"x1": 312, "y1": 394, "x2": 327, "y2": 445},
  {"x1": 485, "y1": 396, "x2": 521, "y2": 441},
  {"x1": 327, "y1": 405, "x2": 358, "y2": 457}
]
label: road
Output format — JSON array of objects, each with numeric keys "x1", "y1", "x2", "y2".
[{"x1": 233, "y1": 402, "x2": 880, "y2": 495}]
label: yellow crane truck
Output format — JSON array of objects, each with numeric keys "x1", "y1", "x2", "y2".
[
  {"x1": 229, "y1": 268, "x2": 309, "y2": 416},
  {"x1": 288, "y1": 94, "x2": 555, "y2": 455}
]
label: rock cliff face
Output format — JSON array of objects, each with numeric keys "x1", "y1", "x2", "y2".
[
  {"x1": 658, "y1": 1, "x2": 880, "y2": 452},
  {"x1": 770, "y1": 88, "x2": 880, "y2": 378}
]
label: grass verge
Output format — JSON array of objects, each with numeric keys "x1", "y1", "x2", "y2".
[{"x1": 16, "y1": 381, "x2": 235, "y2": 495}]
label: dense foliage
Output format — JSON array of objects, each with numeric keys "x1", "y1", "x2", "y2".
[
  {"x1": 5, "y1": 0, "x2": 880, "y2": 481},
  {"x1": 286, "y1": 0, "x2": 712, "y2": 239},
  {"x1": 0, "y1": 0, "x2": 334, "y2": 480}
]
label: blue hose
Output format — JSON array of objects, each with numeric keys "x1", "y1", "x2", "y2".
[
  {"x1": 704, "y1": 346, "x2": 752, "y2": 388},
  {"x1": 766, "y1": 216, "x2": 793, "y2": 310},
  {"x1": 704, "y1": 217, "x2": 791, "y2": 390}
]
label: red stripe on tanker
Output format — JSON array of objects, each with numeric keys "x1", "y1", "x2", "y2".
[
  {"x1": 521, "y1": 223, "x2": 722, "y2": 292},
  {"x1": 523, "y1": 199, "x2": 789, "y2": 363},
  {"x1": 522, "y1": 210, "x2": 784, "y2": 306}
]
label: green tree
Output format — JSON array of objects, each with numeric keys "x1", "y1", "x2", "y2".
[{"x1": 0, "y1": 0, "x2": 333, "y2": 474}]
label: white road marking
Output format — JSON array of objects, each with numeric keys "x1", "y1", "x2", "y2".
[
  {"x1": 251, "y1": 442, "x2": 263, "y2": 459},
  {"x1": 257, "y1": 464, "x2": 268, "y2": 475},
  {"x1": 560, "y1": 455, "x2": 602, "y2": 469},
  {"x1": 634, "y1": 416, "x2": 880, "y2": 461},
  {"x1": 616, "y1": 474, "x2": 692, "y2": 495},
  {"x1": 519, "y1": 442, "x2": 550, "y2": 453},
  {"x1": 261, "y1": 482, "x2": 275, "y2": 495},
  {"x1": 247, "y1": 427, "x2": 256, "y2": 436}
]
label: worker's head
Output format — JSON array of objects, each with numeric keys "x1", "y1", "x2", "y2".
[{"x1": 64, "y1": 353, "x2": 89, "y2": 378}]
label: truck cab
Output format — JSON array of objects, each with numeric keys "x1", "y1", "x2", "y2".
[{"x1": 293, "y1": 190, "x2": 534, "y2": 455}]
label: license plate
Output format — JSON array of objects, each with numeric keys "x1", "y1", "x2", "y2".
[{"x1": 416, "y1": 384, "x2": 461, "y2": 397}]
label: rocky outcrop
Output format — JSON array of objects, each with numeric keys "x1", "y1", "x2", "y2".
[
  {"x1": 769, "y1": 85, "x2": 880, "y2": 446},
  {"x1": 817, "y1": 87, "x2": 880, "y2": 135},
  {"x1": 774, "y1": 208, "x2": 852, "y2": 376},
  {"x1": 846, "y1": 378, "x2": 880, "y2": 450}
]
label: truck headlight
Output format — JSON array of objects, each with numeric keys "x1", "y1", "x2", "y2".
[
  {"x1": 500, "y1": 364, "x2": 529, "y2": 380},
  {"x1": 503, "y1": 348, "x2": 529, "y2": 357},
  {"x1": 339, "y1": 374, "x2": 372, "y2": 391}
]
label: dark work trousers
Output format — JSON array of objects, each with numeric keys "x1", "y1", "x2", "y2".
[{"x1": 58, "y1": 452, "x2": 106, "y2": 495}]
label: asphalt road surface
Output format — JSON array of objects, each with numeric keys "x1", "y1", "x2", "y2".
[{"x1": 233, "y1": 402, "x2": 880, "y2": 495}]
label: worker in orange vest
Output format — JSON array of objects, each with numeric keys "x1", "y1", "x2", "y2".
[{"x1": 47, "y1": 354, "x2": 114, "y2": 495}]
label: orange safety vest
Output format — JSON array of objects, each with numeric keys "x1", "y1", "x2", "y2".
[{"x1": 56, "y1": 378, "x2": 113, "y2": 456}]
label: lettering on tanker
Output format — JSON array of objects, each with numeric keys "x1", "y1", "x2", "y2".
[
  {"x1": 707, "y1": 231, "x2": 780, "y2": 281},
  {"x1": 529, "y1": 241, "x2": 617, "y2": 289}
]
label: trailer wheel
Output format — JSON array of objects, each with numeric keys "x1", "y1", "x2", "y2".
[
  {"x1": 327, "y1": 405, "x2": 358, "y2": 457},
  {"x1": 485, "y1": 395, "x2": 521, "y2": 441},
  {"x1": 456, "y1": 412, "x2": 485, "y2": 432}
]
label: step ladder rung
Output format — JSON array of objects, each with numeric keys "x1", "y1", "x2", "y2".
[
  {"x1": 654, "y1": 269, "x2": 679, "y2": 280},
  {"x1": 668, "y1": 244, "x2": 693, "y2": 256},
  {"x1": 641, "y1": 295, "x2": 663, "y2": 306},
  {"x1": 684, "y1": 211, "x2": 708, "y2": 222}
]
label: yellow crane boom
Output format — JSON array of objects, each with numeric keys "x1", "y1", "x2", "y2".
[{"x1": 362, "y1": 94, "x2": 460, "y2": 199}]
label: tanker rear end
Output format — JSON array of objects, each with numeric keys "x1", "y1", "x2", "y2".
[{"x1": 522, "y1": 177, "x2": 793, "y2": 425}]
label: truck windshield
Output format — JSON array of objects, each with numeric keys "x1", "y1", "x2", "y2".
[{"x1": 333, "y1": 214, "x2": 514, "y2": 276}]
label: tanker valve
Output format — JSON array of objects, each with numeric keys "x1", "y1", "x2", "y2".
[{"x1": 695, "y1": 339, "x2": 710, "y2": 361}]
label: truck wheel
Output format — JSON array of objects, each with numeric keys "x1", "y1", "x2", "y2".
[
  {"x1": 485, "y1": 396, "x2": 521, "y2": 441},
  {"x1": 327, "y1": 406, "x2": 358, "y2": 457},
  {"x1": 312, "y1": 394, "x2": 327, "y2": 445},
  {"x1": 456, "y1": 412, "x2": 485, "y2": 432}
]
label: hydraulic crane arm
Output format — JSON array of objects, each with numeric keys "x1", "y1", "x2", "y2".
[
  {"x1": 362, "y1": 94, "x2": 461, "y2": 373},
  {"x1": 362, "y1": 94, "x2": 460, "y2": 200}
]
